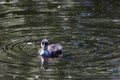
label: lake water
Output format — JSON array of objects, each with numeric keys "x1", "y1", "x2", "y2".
[{"x1": 0, "y1": 0, "x2": 120, "y2": 80}]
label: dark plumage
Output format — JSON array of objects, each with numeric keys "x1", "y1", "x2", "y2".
[
  {"x1": 38, "y1": 39, "x2": 62, "y2": 70},
  {"x1": 48, "y1": 44, "x2": 62, "y2": 58}
]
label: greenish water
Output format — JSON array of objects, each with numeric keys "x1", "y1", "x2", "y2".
[{"x1": 0, "y1": 0, "x2": 120, "y2": 80}]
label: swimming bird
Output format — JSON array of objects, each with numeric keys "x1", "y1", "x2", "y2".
[{"x1": 38, "y1": 39, "x2": 62, "y2": 70}]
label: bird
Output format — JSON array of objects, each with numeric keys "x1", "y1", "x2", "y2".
[{"x1": 38, "y1": 39, "x2": 62, "y2": 70}]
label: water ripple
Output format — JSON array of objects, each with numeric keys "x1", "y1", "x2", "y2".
[{"x1": 0, "y1": 0, "x2": 120, "y2": 80}]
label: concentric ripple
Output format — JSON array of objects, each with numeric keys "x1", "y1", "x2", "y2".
[{"x1": 0, "y1": 0, "x2": 120, "y2": 80}]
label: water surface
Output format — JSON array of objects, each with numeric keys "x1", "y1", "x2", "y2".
[{"x1": 0, "y1": 0, "x2": 120, "y2": 80}]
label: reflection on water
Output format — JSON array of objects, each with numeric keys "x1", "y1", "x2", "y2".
[{"x1": 0, "y1": 0, "x2": 120, "y2": 80}]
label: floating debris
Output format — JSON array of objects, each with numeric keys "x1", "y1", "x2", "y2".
[
  {"x1": 63, "y1": 17, "x2": 69, "y2": 21},
  {"x1": 57, "y1": 6, "x2": 61, "y2": 8},
  {"x1": 27, "y1": 42, "x2": 32, "y2": 45},
  {"x1": 68, "y1": 75, "x2": 72, "y2": 78},
  {"x1": 35, "y1": 76, "x2": 39, "y2": 78}
]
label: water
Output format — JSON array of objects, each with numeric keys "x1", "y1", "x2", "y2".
[{"x1": 0, "y1": 0, "x2": 120, "y2": 80}]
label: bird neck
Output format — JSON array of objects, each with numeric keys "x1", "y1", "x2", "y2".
[{"x1": 42, "y1": 46, "x2": 48, "y2": 50}]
